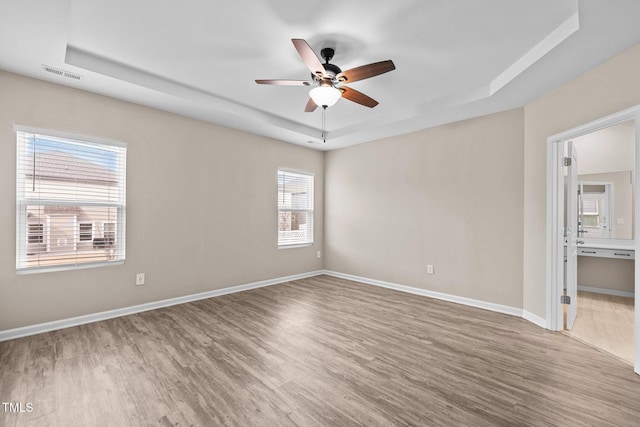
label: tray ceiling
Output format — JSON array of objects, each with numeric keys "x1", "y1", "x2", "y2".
[{"x1": 2, "y1": 0, "x2": 640, "y2": 150}]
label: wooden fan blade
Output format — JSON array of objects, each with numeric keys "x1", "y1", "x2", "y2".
[
  {"x1": 340, "y1": 86, "x2": 379, "y2": 108},
  {"x1": 337, "y1": 60, "x2": 395, "y2": 83},
  {"x1": 304, "y1": 98, "x2": 318, "y2": 112},
  {"x1": 255, "y1": 79, "x2": 311, "y2": 86},
  {"x1": 292, "y1": 39, "x2": 326, "y2": 78}
]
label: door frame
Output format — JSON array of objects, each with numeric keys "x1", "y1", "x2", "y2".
[
  {"x1": 565, "y1": 141, "x2": 579, "y2": 330},
  {"x1": 545, "y1": 105, "x2": 640, "y2": 373}
]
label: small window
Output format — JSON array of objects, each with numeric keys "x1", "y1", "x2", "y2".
[
  {"x1": 79, "y1": 223, "x2": 93, "y2": 241},
  {"x1": 16, "y1": 127, "x2": 127, "y2": 272},
  {"x1": 28, "y1": 224, "x2": 44, "y2": 244},
  {"x1": 581, "y1": 199, "x2": 599, "y2": 215},
  {"x1": 278, "y1": 169, "x2": 314, "y2": 247}
]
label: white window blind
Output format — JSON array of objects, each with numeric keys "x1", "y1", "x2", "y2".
[
  {"x1": 278, "y1": 169, "x2": 314, "y2": 247},
  {"x1": 581, "y1": 199, "x2": 599, "y2": 215},
  {"x1": 16, "y1": 128, "x2": 127, "y2": 272}
]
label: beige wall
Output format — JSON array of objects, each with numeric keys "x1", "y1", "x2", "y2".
[
  {"x1": 0, "y1": 71, "x2": 324, "y2": 331},
  {"x1": 523, "y1": 44, "x2": 640, "y2": 319},
  {"x1": 4, "y1": 42, "x2": 640, "y2": 333},
  {"x1": 578, "y1": 257, "x2": 634, "y2": 293},
  {"x1": 324, "y1": 109, "x2": 525, "y2": 309},
  {"x1": 324, "y1": 42, "x2": 640, "y2": 318}
]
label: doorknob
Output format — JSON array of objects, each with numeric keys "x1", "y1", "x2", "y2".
[{"x1": 577, "y1": 240, "x2": 584, "y2": 245}]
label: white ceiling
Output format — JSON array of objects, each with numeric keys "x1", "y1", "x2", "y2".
[{"x1": 2, "y1": 0, "x2": 640, "y2": 150}]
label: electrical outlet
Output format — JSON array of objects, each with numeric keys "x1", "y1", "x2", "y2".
[
  {"x1": 136, "y1": 273, "x2": 145, "y2": 286},
  {"x1": 317, "y1": 250, "x2": 322, "y2": 259},
  {"x1": 427, "y1": 264, "x2": 434, "y2": 274}
]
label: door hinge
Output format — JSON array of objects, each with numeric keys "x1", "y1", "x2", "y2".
[
  {"x1": 561, "y1": 295, "x2": 571, "y2": 304},
  {"x1": 563, "y1": 157, "x2": 572, "y2": 167}
]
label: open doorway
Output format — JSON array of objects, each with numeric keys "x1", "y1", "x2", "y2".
[
  {"x1": 564, "y1": 121, "x2": 635, "y2": 364},
  {"x1": 546, "y1": 105, "x2": 640, "y2": 374}
]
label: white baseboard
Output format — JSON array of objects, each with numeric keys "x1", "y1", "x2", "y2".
[
  {"x1": 0, "y1": 270, "x2": 324, "y2": 342},
  {"x1": 322, "y1": 270, "x2": 524, "y2": 318},
  {"x1": 578, "y1": 285, "x2": 634, "y2": 298},
  {"x1": 1, "y1": 269, "x2": 550, "y2": 342},
  {"x1": 523, "y1": 310, "x2": 547, "y2": 328}
]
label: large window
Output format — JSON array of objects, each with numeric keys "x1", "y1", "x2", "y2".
[
  {"x1": 278, "y1": 169, "x2": 314, "y2": 247},
  {"x1": 16, "y1": 127, "x2": 127, "y2": 272}
]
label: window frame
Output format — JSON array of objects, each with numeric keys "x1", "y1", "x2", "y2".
[
  {"x1": 15, "y1": 125, "x2": 127, "y2": 274},
  {"x1": 277, "y1": 168, "x2": 314, "y2": 248}
]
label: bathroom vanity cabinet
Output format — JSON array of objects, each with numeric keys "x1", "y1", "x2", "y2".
[{"x1": 576, "y1": 243, "x2": 635, "y2": 295}]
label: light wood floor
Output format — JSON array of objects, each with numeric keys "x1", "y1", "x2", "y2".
[
  {"x1": 567, "y1": 291, "x2": 634, "y2": 364},
  {"x1": 2, "y1": 275, "x2": 640, "y2": 426}
]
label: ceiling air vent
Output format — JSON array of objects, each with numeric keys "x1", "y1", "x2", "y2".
[{"x1": 42, "y1": 65, "x2": 81, "y2": 80}]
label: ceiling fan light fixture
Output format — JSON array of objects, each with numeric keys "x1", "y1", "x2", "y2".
[
  {"x1": 256, "y1": 39, "x2": 395, "y2": 112},
  {"x1": 309, "y1": 85, "x2": 341, "y2": 108}
]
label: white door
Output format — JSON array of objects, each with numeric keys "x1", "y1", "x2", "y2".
[{"x1": 565, "y1": 142, "x2": 579, "y2": 330}]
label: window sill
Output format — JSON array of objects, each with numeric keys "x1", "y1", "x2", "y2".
[
  {"x1": 17, "y1": 260, "x2": 125, "y2": 275},
  {"x1": 278, "y1": 243, "x2": 313, "y2": 250}
]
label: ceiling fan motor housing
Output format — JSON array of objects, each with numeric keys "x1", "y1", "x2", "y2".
[
  {"x1": 316, "y1": 47, "x2": 342, "y2": 79},
  {"x1": 322, "y1": 63, "x2": 342, "y2": 77},
  {"x1": 311, "y1": 62, "x2": 342, "y2": 81}
]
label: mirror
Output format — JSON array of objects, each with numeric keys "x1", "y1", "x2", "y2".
[{"x1": 566, "y1": 119, "x2": 636, "y2": 241}]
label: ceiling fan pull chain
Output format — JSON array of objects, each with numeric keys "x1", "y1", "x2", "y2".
[{"x1": 322, "y1": 106, "x2": 326, "y2": 143}]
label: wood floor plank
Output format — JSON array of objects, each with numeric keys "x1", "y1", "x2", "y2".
[
  {"x1": 1, "y1": 275, "x2": 640, "y2": 426},
  {"x1": 568, "y1": 290, "x2": 634, "y2": 364}
]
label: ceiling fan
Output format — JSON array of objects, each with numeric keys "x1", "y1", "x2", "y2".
[{"x1": 256, "y1": 39, "x2": 395, "y2": 112}]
